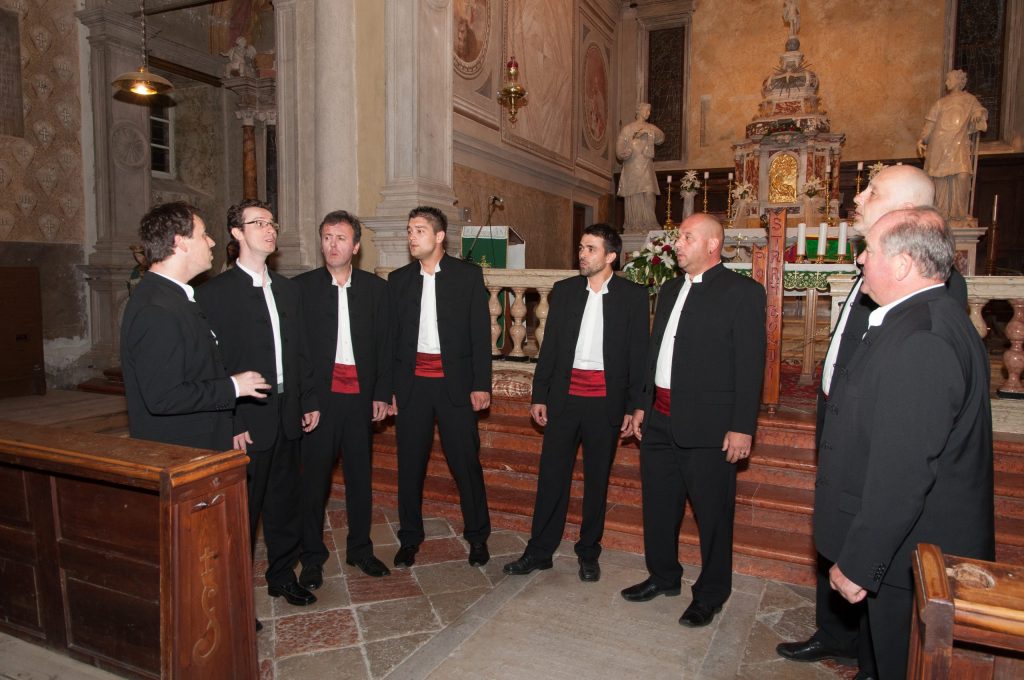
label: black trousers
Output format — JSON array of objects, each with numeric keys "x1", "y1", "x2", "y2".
[
  {"x1": 866, "y1": 581, "x2": 913, "y2": 680},
  {"x1": 812, "y1": 553, "x2": 876, "y2": 673},
  {"x1": 395, "y1": 376, "x2": 491, "y2": 546},
  {"x1": 299, "y1": 391, "x2": 375, "y2": 567},
  {"x1": 246, "y1": 393, "x2": 301, "y2": 588},
  {"x1": 639, "y1": 409, "x2": 736, "y2": 607},
  {"x1": 525, "y1": 395, "x2": 618, "y2": 560}
]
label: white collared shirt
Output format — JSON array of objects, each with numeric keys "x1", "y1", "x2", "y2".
[
  {"x1": 572, "y1": 274, "x2": 611, "y2": 370},
  {"x1": 866, "y1": 283, "x2": 945, "y2": 331},
  {"x1": 417, "y1": 260, "x2": 442, "y2": 353},
  {"x1": 821, "y1": 277, "x2": 863, "y2": 396},
  {"x1": 236, "y1": 260, "x2": 284, "y2": 388},
  {"x1": 654, "y1": 271, "x2": 704, "y2": 388},
  {"x1": 333, "y1": 274, "x2": 356, "y2": 365}
]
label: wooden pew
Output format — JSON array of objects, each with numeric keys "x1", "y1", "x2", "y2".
[
  {"x1": 909, "y1": 543, "x2": 1024, "y2": 678},
  {"x1": 0, "y1": 420, "x2": 257, "y2": 679}
]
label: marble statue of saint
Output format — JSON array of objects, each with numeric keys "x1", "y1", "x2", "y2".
[
  {"x1": 222, "y1": 36, "x2": 257, "y2": 78},
  {"x1": 616, "y1": 102, "x2": 665, "y2": 231},
  {"x1": 917, "y1": 69, "x2": 987, "y2": 222},
  {"x1": 783, "y1": 0, "x2": 800, "y2": 39}
]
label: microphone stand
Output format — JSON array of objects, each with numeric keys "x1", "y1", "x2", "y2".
[{"x1": 464, "y1": 199, "x2": 500, "y2": 264}]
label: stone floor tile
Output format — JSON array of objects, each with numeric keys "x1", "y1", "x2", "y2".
[
  {"x1": 356, "y1": 595, "x2": 441, "y2": 643},
  {"x1": 327, "y1": 508, "x2": 348, "y2": 530},
  {"x1": 413, "y1": 536, "x2": 469, "y2": 565},
  {"x1": 275, "y1": 608, "x2": 359, "y2": 658},
  {"x1": 364, "y1": 632, "x2": 433, "y2": 679},
  {"x1": 326, "y1": 497, "x2": 346, "y2": 511},
  {"x1": 274, "y1": 646, "x2": 369, "y2": 680},
  {"x1": 423, "y1": 517, "x2": 454, "y2": 539},
  {"x1": 252, "y1": 558, "x2": 269, "y2": 587},
  {"x1": 254, "y1": 586, "x2": 274, "y2": 620},
  {"x1": 259, "y1": 657, "x2": 273, "y2": 680},
  {"x1": 380, "y1": 505, "x2": 401, "y2": 523},
  {"x1": 322, "y1": 528, "x2": 337, "y2": 553},
  {"x1": 479, "y1": 558, "x2": 511, "y2": 586},
  {"x1": 699, "y1": 589, "x2": 760, "y2": 678},
  {"x1": 370, "y1": 521, "x2": 398, "y2": 547},
  {"x1": 348, "y1": 569, "x2": 423, "y2": 604},
  {"x1": 483, "y1": 529, "x2": 526, "y2": 557},
  {"x1": 256, "y1": 617, "x2": 275, "y2": 660},
  {"x1": 414, "y1": 560, "x2": 491, "y2": 596},
  {"x1": 428, "y1": 586, "x2": 489, "y2": 625},
  {"x1": 272, "y1": 575, "x2": 351, "y2": 616}
]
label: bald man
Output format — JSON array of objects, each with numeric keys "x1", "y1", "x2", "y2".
[
  {"x1": 778, "y1": 165, "x2": 967, "y2": 676},
  {"x1": 817, "y1": 208, "x2": 993, "y2": 678},
  {"x1": 621, "y1": 214, "x2": 766, "y2": 629}
]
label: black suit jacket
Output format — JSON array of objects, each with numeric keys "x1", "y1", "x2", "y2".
[
  {"x1": 196, "y1": 266, "x2": 318, "y2": 445},
  {"x1": 815, "y1": 268, "x2": 969, "y2": 445},
  {"x1": 813, "y1": 286, "x2": 994, "y2": 592},
  {"x1": 388, "y1": 254, "x2": 491, "y2": 407},
  {"x1": 531, "y1": 274, "x2": 649, "y2": 426},
  {"x1": 120, "y1": 273, "x2": 235, "y2": 449},
  {"x1": 641, "y1": 263, "x2": 767, "y2": 446},
  {"x1": 293, "y1": 267, "x2": 392, "y2": 404}
]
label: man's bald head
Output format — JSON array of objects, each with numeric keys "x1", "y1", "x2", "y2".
[
  {"x1": 674, "y1": 213, "x2": 724, "y2": 277},
  {"x1": 853, "y1": 165, "x2": 935, "y2": 235}
]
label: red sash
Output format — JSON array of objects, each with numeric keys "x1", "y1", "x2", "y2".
[
  {"x1": 568, "y1": 368, "x2": 606, "y2": 397},
  {"x1": 415, "y1": 352, "x2": 444, "y2": 378},
  {"x1": 654, "y1": 387, "x2": 671, "y2": 416},
  {"x1": 331, "y1": 363, "x2": 360, "y2": 394}
]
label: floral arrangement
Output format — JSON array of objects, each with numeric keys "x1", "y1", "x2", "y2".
[
  {"x1": 679, "y1": 170, "x2": 701, "y2": 193},
  {"x1": 868, "y1": 161, "x2": 887, "y2": 180},
  {"x1": 800, "y1": 177, "x2": 824, "y2": 198},
  {"x1": 623, "y1": 230, "x2": 680, "y2": 294},
  {"x1": 731, "y1": 181, "x2": 754, "y2": 200}
]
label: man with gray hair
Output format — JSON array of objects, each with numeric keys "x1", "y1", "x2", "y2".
[{"x1": 814, "y1": 207, "x2": 994, "y2": 678}]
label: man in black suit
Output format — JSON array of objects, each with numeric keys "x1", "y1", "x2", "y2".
[
  {"x1": 621, "y1": 213, "x2": 766, "y2": 628},
  {"x1": 196, "y1": 199, "x2": 321, "y2": 608},
  {"x1": 121, "y1": 202, "x2": 270, "y2": 449},
  {"x1": 503, "y1": 224, "x2": 648, "y2": 582},
  {"x1": 388, "y1": 206, "x2": 492, "y2": 568},
  {"x1": 778, "y1": 165, "x2": 967, "y2": 677},
  {"x1": 293, "y1": 210, "x2": 392, "y2": 586},
  {"x1": 815, "y1": 207, "x2": 993, "y2": 679}
]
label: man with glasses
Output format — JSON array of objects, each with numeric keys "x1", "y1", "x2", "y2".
[{"x1": 197, "y1": 199, "x2": 321, "y2": 612}]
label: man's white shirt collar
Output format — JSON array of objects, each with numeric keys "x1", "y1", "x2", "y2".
[
  {"x1": 236, "y1": 260, "x2": 271, "y2": 287},
  {"x1": 867, "y1": 283, "x2": 945, "y2": 329}
]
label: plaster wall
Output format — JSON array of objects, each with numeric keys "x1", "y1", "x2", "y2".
[
  {"x1": 354, "y1": 0, "x2": 386, "y2": 272},
  {"x1": 685, "y1": 0, "x2": 946, "y2": 167}
]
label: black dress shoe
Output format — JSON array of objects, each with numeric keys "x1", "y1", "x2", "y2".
[
  {"x1": 775, "y1": 638, "x2": 857, "y2": 664},
  {"x1": 298, "y1": 564, "x2": 323, "y2": 590},
  {"x1": 620, "y1": 578, "x2": 681, "y2": 602},
  {"x1": 678, "y1": 600, "x2": 722, "y2": 627},
  {"x1": 255, "y1": 618, "x2": 263, "y2": 632},
  {"x1": 578, "y1": 557, "x2": 600, "y2": 582},
  {"x1": 393, "y1": 544, "x2": 419, "y2": 568},
  {"x1": 853, "y1": 673, "x2": 878, "y2": 680},
  {"x1": 268, "y1": 581, "x2": 317, "y2": 606},
  {"x1": 346, "y1": 554, "x2": 391, "y2": 577},
  {"x1": 468, "y1": 541, "x2": 489, "y2": 566},
  {"x1": 502, "y1": 553, "x2": 553, "y2": 575}
]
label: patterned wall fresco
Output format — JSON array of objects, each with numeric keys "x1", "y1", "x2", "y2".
[{"x1": 0, "y1": 0, "x2": 84, "y2": 245}]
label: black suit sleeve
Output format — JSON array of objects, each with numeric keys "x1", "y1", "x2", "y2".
[
  {"x1": 946, "y1": 268, "x2": 968, "y2": 308},
  {"x1": 624, "y1": 283, "x2": 650, "y2": 413},
  {"x1": 836, "y1": 333, "x2": 963, "y2": 591},
  {"x1": 469, "y1": 264, "x2": 492, "y2": 393},
  {"x1": 731, "y1": 281, "x2": 767, "y2": 435},
  {"x1": 124, "y1": 303, "x2": 235, "y2": 416},
  {"x1": 373, "y1": 279, "x2": 394, "y2": 403},
  {"x1": 531, "y1": 280, "x2": 566, "y2": 406},
  {"x1": 293, "y1": 285, "x2": 320, "y2": 415}
]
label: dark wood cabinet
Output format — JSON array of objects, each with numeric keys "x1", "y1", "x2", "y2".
[
  {"x1": 0, "y1": 267, "x2": 46, "y2": 397},
  {"x1": 0, "y1": 422, "x2": 257, "y2": 679}
]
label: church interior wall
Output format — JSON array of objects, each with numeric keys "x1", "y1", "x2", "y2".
[
  {"x1": 684, "y1": 0, "x2": 947, "y2": 168},
  {"x1": 354, "y1": 0, "x2": 386, "y2": 272},
  {"x1": 0, "y1": 0, "x2": 90, "y2": 385}
]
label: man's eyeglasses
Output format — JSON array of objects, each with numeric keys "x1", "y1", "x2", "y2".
[{"x1": 244, "y1": 219, "x2": 280, "y2": 232}]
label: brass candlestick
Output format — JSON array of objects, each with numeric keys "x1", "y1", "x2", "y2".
[
  {"x1": 823, "y1": 168, "x2": 834, "y2": 227},
  {"x1": 702, "y1": 176, "x2": 709, "y2": 213},
  {"x1": 663, "y1": 178, "x2": 674, "y2": 229},
  {"x1": 725, "y1": 177, "x2": 734, "y2": 227}
]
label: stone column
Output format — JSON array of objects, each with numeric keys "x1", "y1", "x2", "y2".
[
  {"x1": 362, "y1": 0, "x2": 458, "y2": 268},
  {"x1": 239, "y1": 109, "x2": 258, "y2": 199},
  {"x1": 263, "y1": 111, "x2": 278, "y2": 217},
  {"x1": 223, "y1": 76, "x2": 276, "y2": 204},
  {"x1": 76, "y1": 7, "x2": 156, "y2": 366}
]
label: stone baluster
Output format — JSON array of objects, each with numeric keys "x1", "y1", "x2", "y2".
[
  {"x1": 535, "y1": 287, "x2": 551, "y2": 352},
  {"x1": 508, "y1": 287, "x2": 528, "y2": 358},
  {"x1": 967, "y1": 296, "x2": 988, "y2": 339},
  {"x1": 487, "y1": 284, "x2": 503, "y2": 356},
  {"x1": 999, "y1": 299, "x2": 1024, "y2": 398}
]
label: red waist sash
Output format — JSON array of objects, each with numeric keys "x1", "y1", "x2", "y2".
[
  {"x1": 415, "y1": 352, "x2": 444, "y2": 378},
  {"x1": 331, "y1": 363, "x2": 360, "y2": 394},
  {"x1": 568, "y1": 368, "x2": 606, "y2": 397},
  {"x1": 654, "y1": 386, "x2": 671, "y2": 416}
]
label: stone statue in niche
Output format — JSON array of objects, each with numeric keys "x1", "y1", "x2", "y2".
[
  {"x1": 616, "y1": 102, "x2": 665, "y2": 231},
  {"x1": 783, "y1": 0, "x2": 800, "y2": 39},
  {"x1": 917, "y1": 69, "x2": 988, "y2": 223},
  {"x1": 222, "y1": 36, "x2": 256, "y2": 78}
]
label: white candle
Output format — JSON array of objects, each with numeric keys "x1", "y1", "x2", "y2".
[
  {"x1": 857, "y1": 161, "x2": 864, "y2": 171},
  {"x1": 838, "y1": 221, "x2": 848, "y2": 257},
  {"x1": 826, "y1": 162, "x2": 832, "y2": 174},
  {"x1": 667, "y1": 175, "x2": 672, "y2": 184},
  {"x1": 704, "y1": 171, "x2": 709, "y2": 179},
  {"x1": 818, "y1": 222, "x2": 828, "y2": 256},
  {"x1": 797, "y1": 222, "x2": 807, "y2": 256},
  {"x1": 993, "y1": 194, "x2": 999, "y2": 223},
  {"x1": 728, "y1": 172, "x2": 733, "y2": 180}
]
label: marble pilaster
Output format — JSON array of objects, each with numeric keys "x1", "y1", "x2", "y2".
[{"x1": 363, "y1": 0, "x2": 458, "y2": 269}]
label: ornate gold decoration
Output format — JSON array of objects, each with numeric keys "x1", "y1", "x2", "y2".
[
  {"x1": 768, "y1": 153, "x2": 798, "y2": 203},
  {"x1": 496, "y1": 56, "x2": 527, "y2": 125}
]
